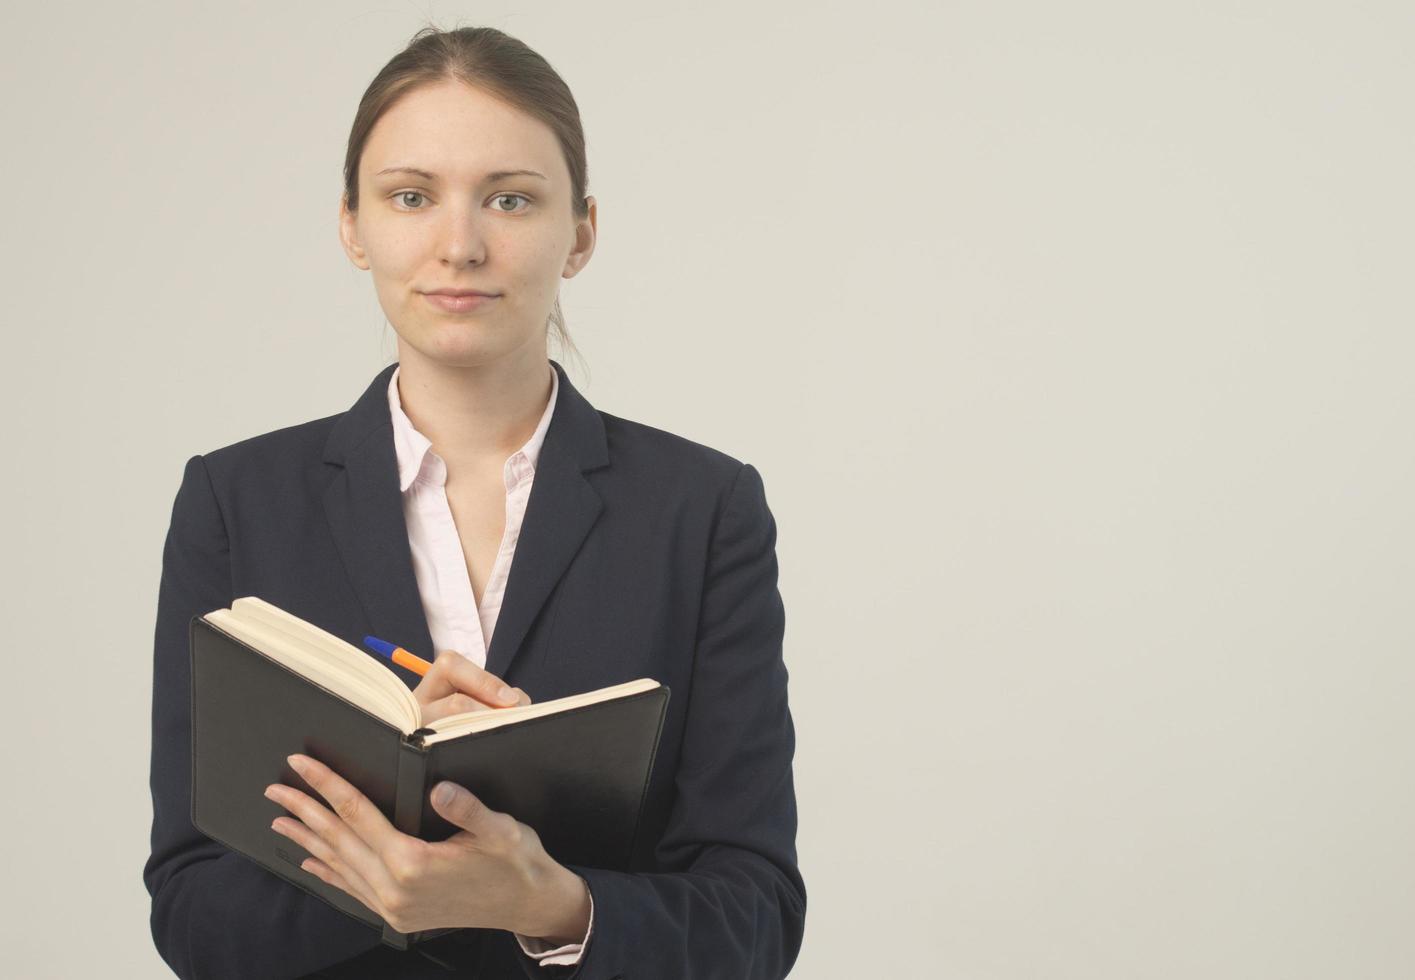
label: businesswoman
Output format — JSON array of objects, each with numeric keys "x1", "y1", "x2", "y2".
[{"x1": 143, "y1": 24, "x2": 805, "y2": 980}]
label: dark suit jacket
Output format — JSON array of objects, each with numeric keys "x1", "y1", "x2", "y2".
[{"x1": 144, "y1": 359, "x2": 804, "y2": 979}]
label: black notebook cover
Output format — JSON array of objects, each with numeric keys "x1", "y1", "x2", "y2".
[{"x1": 188, "y1": 614, "x2": 670, "y2": 950}]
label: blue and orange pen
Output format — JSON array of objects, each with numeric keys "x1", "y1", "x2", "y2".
[{"x1": 362, "y1": 634, "x2": 433, "y2": 677}]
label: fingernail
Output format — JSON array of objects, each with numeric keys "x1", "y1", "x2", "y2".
[{"x1": 499, "y1": 684, "x2": 517, "y2": 703}]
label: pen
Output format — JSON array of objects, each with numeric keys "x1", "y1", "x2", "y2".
[{"x1": 363, "y1": 634, "x2": 433, "y2": 677}]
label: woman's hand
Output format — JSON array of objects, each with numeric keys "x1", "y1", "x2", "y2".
[
  {"x1": 264, "y1": 753, "x2": 591, "y2": 940},
  {"x1": 413, "y1": 649, "x2": 532, "y2": 725}
]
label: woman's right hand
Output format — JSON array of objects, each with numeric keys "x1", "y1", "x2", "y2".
[{"x1": 413, "y1": 650, "x2": 532, "y2": 726}]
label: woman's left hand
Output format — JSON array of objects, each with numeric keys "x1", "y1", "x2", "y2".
[{"x1": 264, "y1": 753, "x2": 586, "y2": 939}]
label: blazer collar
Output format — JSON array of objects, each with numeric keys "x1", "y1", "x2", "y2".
[{"x1": 320, "y1": 358, "x2": 608, "y2": 691}]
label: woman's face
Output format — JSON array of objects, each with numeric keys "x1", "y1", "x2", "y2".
[{"x1": 339, "y1": 80, "x2": 595, "y2": 369}]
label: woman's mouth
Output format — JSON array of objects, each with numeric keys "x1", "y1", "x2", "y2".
[{"x1": 423, "y1": 292, "x2": 499, "y2": 313}]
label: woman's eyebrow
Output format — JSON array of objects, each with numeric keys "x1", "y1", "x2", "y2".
[{"x1": 373, "y1": 166, "x2": 548, "y2": 182}]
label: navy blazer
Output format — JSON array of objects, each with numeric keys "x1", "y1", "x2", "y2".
[{"x1": 143, "y1": 359, "x2": 806, "y2": 980}]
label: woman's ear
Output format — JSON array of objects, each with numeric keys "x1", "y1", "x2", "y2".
[
  {"x1": 563, "y1": 195, "x2": 597, "y2": 279},
  {"x1": 337, "y1": 195, "x2": 370, "y2": 271}
]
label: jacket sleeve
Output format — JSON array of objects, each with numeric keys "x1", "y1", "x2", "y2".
[
  {"x1": 549, "y1": 462, "x2": 807, "y2": 980},
  {"x1": 143, "y1": 454, "x2": 387, "y2": 979}
]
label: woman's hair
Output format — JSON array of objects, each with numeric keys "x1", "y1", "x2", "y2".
[{"x1": 344, "y1": 25, "x2": 590, "y2": 375}]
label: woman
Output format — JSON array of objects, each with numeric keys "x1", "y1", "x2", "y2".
[{"x1": 143, "y1": 25, "x2": 805, "y2": 980}]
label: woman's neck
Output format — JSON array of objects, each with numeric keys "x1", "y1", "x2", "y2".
[{"x1": 394, "y1": 343, "x2": 554, "y2": 476}]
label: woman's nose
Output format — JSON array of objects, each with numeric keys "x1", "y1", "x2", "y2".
[{"x1": 432, "y1": 203, "x2": 492, "y2": 264}]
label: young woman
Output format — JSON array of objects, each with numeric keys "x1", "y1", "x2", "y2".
[{"x1": 143, "y1": 25, "x2": 805, "y2": 980}]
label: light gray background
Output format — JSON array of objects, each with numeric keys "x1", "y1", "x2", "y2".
[{"x1": 1, "y1": 2, "x2": 1410, "y2": 977}]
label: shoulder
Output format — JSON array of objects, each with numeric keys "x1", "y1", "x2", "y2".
[
  {"x1": 595, "y1": 409, "x2": 767, "y2": 518},
  {"x1": 181, "y1": 413, "x2": 345, "y2": 518},
  {"x1": 600, "y1": 408, "x2": 743, "y2": 476},
  {"x1": 204, "y1": 417, "x2": 344, "y2": 467}
]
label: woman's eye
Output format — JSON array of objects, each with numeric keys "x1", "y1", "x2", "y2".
[
  {"x1": 491, "y1": 193, "x2": 531, "y2": 213},
  {"x1": 390, "y1": 191, "x2": 531, "y2": 213}
]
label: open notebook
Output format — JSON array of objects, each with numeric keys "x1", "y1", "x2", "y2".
[
  {"x1": 203, "y1": 596, "x2": 661, "y2": 745},
  {"x1": 189, "y1": 596, "x2": 670, "y2": 949}
]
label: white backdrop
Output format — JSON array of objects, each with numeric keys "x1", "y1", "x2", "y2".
[{"x1": 1, "y1": 1, "x2": 1411, "y2": 977}]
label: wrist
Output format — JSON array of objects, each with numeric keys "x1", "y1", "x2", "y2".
[{"x1": 523, "y1": 864, "x2": 591, "y2": 946}]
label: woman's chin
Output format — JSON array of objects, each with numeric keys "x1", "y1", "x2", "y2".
[{"x1": 406, "y1": 332, "x2": 517, "y2": 370}]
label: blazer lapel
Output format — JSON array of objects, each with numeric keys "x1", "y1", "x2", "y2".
[
  {"x1": 484, "y1": 361, "x2": 608, "y2": 679},
  {"x1": 320, "y1": 358, "x2": 609, "y2": 691},
  {"x1": 321, "y1": 362, "x2": 433, "y2": 689}
]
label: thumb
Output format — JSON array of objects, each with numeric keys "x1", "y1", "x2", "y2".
[{"x1": 431, "y1": 781, "x2": 485, "y2": 828}]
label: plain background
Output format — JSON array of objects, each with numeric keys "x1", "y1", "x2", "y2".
[{"x1": 1, "y1": 1, "x2": 1411, "y2": 977}]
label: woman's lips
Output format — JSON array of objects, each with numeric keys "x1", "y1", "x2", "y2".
[{"x1": 423, "y1": 292, "x2": 499, "y2": 313}]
